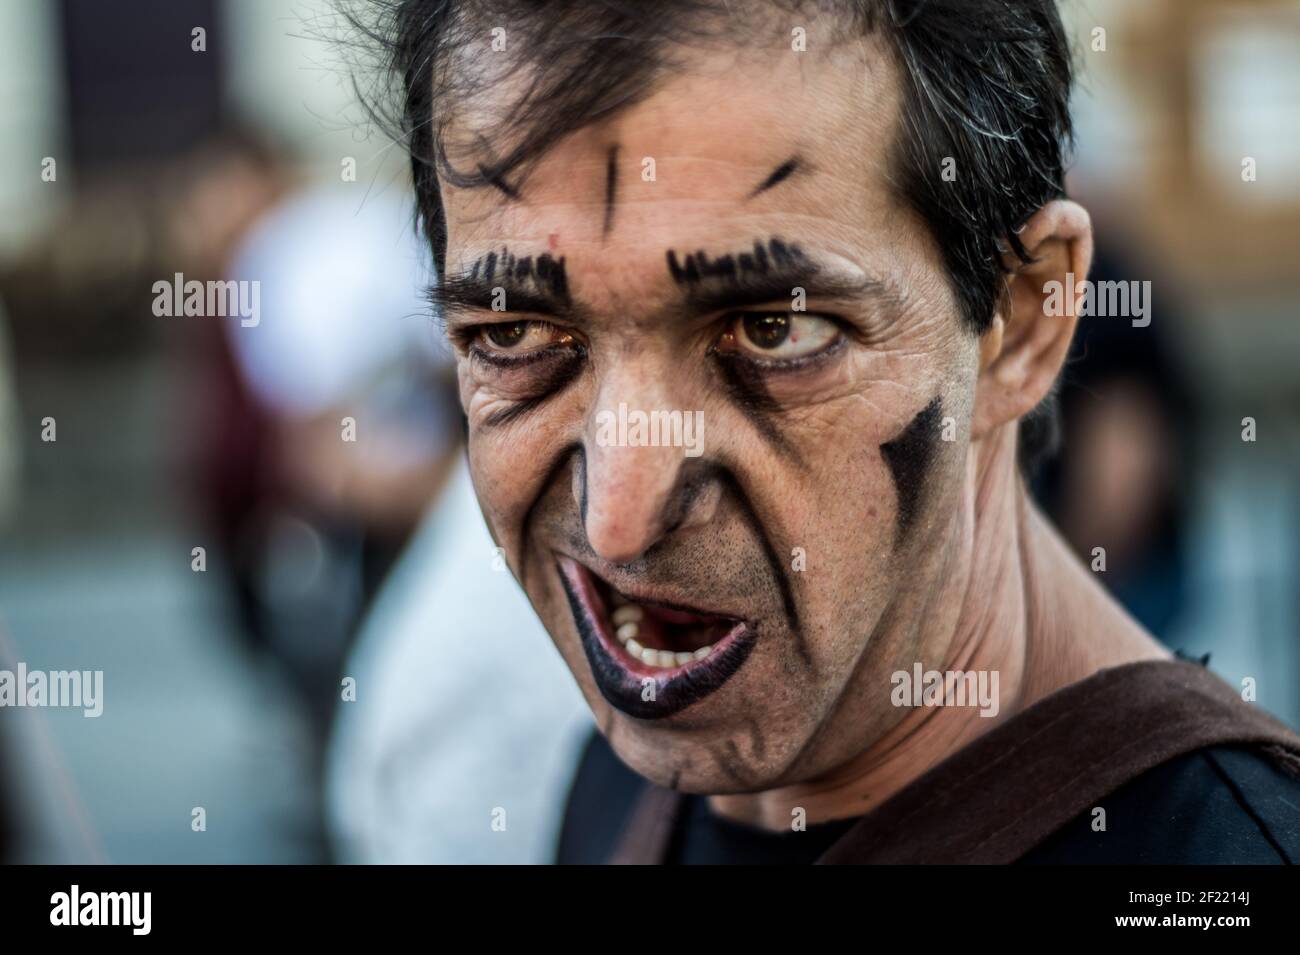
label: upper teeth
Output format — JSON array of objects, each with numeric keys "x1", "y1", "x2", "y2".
[{"x1": 609, "y1": 601, "x2": 714, "y2": 668}]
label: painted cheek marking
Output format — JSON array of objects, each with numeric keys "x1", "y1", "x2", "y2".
[
  {"x1": 713, "y1": 351, "x2": 799, "y2": 462},
  {"x1": 880, "y1": 396, "x2": 944, "y2": 539}
]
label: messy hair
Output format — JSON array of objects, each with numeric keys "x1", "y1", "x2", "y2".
[{"x1": 344, "y1": 0, "x2": 1074, "y2": 469}]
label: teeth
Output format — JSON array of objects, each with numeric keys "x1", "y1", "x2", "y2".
[
  {"x1": 607, "y1": 600, "x2": 718, "y2": 668},
  {"x1": 612, "y1": 605, "x2": 643, "y2": 626}
]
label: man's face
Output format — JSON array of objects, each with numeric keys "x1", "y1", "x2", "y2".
[{"x1": 439, "y1": 37, "x2": 983, "y2": 793}]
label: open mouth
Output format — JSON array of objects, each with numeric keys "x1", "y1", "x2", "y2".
[{"x1": 557, "y1": 555, "x2": 758, "y2": 719}]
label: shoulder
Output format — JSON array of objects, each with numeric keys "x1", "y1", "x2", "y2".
[{"x1": 1022, "y1": 745, "x2": 1300, "y2": 864}]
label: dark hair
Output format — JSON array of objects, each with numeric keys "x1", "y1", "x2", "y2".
[{"x1": 346, "y1": 0, "x2": 1074, "y2": 468}]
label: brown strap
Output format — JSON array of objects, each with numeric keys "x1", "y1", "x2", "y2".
[
  {"x1": 608, "y1": 784, "x2": 682, "y2": 864},
  {"x1": 817, "y1": 659, "x2": 1300, "y2": 864}
]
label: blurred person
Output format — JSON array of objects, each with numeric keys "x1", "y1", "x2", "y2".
[
  {"x1": 220, "y1": 185, "x2": 461, "y2": 727},
  {"x1": 356, "y1": 0, "x2": 1300, "y2": 864},
  {"x1": 327, "y1": 453, "x2": 591, "y2": 863},
  {"x1": 1033, "y1": 242, "x2": 1195, "y2": 640}
]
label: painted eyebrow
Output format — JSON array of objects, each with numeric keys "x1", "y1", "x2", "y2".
[
  {"x1": 673, "y1": 265, "x2": 886, "y2": 316},
  {"x1": 429, "y1": 274, "x2": 580, "y2": 324},
  {"x1": 666, "y1": 239, "x2": 893, "y2": 315},
  {"x1": 432, "y1": 239, "x2": 894, "y2": 326},
  {"x1": 429, "y1": 250, "x2": 576, "y2": 323}
]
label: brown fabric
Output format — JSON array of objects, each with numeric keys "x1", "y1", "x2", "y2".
[
  {"x1": 607, "y1": 659, "x2": 1300, "y2": 865},
  {"x1": 818, "y1": 659, "x2": 1300, "y2": 863}
]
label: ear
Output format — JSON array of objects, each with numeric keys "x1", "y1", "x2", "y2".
[{"x1": 971, "y1": 199, "x2": 1093, "y2": 443}]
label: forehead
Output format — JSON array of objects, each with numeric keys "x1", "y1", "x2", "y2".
[{"x1": 439, "y1": 35, "x2": 905, "y2": 303}]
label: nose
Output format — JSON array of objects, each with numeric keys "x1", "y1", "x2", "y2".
[{"x1": 578, "y1": 388, "x2": 714, "y2": 564}]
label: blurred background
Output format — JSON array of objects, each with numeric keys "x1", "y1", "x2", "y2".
[{"x1": 0, "y1": 0, "x2": 1297, "y2": 863}]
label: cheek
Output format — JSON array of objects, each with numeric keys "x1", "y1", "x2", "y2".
[
  {"x1": 780, "y1": 389, "x2": 954, "y2": 634},
  {"x1": 462, "y1": 372, "x2": 585, "y2": 548}
]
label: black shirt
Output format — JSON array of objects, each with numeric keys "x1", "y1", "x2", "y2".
[{"x1": 556, "y1": 729, "x2": 1300, "y2": 864}]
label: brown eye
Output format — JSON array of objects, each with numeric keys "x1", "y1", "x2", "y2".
[
  {"x1": 473, "y1": 320, "x2": 576, "y2": 358},
  {"x1": 486, "y1": 322, "x2": 529, "y2": 348},
  {"x1": 726, "y1": 311, "x2": 839, "y2": 360},
  {"x1": 742, "y1": 313, "x2": 791, "y2": 349}
]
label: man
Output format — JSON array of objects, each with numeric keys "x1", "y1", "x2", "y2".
[{"x1": 364, "y1": 0, "x2": 1300, "y2": 862}]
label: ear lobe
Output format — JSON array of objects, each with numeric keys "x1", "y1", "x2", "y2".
[{"x1": 971, "y1": 199, "x2": 1093, "y2": 442}]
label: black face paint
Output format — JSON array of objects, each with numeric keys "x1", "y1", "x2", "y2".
[
  {"x1": 666, "y1": 236, "x2": 814, "y2": 286},
  {"x1": 710, "y1": 739, "x2": 751, "y2": 786},
  {"x1": 481, "y1": 346, "x2": 586, "y2": 428},
  {"x1": 714, "y1": 470, "x2": 809, "y2": 668},
  {"x1": 560, "y1": 569, "x2": 759, "y2": 720},
  {"x1": 603, "y1": 145, "x2": 618, "y2": 239},
  {"x1": 749, "y1": 156, "x2": 800, "y2": 198},
  {"x1": 466, "y1": 246, "x2": 570, "y2": 303},
  {"x1": 880, "y1": 396, "x2": 944, "y2": 538},
  {"x1": 516, "y1": 443, "x2": 584, "y2": 590},
  {"x1": 575, "y1": 443, "x2": 589, "y2": 525},
  {"x1": 744, "y1": 716, "x2": 767, "y2": 762},
  {"x1": 712, "y1": 350, "x2": 798, "y2": 461}
]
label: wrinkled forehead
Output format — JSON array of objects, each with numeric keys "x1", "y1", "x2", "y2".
[{"x1": 437, "y1": 34, "x2": 903, "y2": 307}]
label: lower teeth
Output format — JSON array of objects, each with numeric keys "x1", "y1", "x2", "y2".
[{"x1": 610, "y1": 603, "x2": 714, "y2": 668}]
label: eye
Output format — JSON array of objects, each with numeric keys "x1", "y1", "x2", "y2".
[
  {"x1": 475, "y1": 320, "x2": 574, "y2": 355},
  {"x1": 718, "y1": 311, "x2": 840, "y2": 361}
]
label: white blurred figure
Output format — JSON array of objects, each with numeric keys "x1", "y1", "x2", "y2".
[{"x1": 326, "y1": 455, "x2": 591, "y2": 863}]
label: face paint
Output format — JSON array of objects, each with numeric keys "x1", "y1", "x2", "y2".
[
  {"x1": 603, "y1": 144, "x2": 619, "y2": 238},
  {"x1": 558, "y1": 558, "x2": 760, "y2": 720},
  {"x1": 666, "y1": 236, "x2": 814, "y2": 285},
  {"x1": 749, "y1": 156, "x2": 800, "y2": 197},
  {"x1": 481, "y1": 345, "x2": 586, "y2": 428},
  {"x1": 575, "y1": 443, "x2": 589, "y2": 524},
  {"x1": 466, "y1": 245, "x2": 570, "y2": 302},
  {"x1": 711, "y1": 349, "x2": 798, "y2": 460},
  {"x1": 712, "y1": 470, "x2": 808, "y2": 666},
  {"x1": 880, "y1": 395, "x2": 944, "y2": 538}
]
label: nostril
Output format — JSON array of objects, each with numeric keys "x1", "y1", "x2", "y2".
[{"x1": 662, "y1": 475, "x2": 722, "y2": 535}]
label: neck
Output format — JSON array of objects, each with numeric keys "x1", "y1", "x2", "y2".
[{"x1": 709, "y1": 423, "x2": 1169, "y2": 829}]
